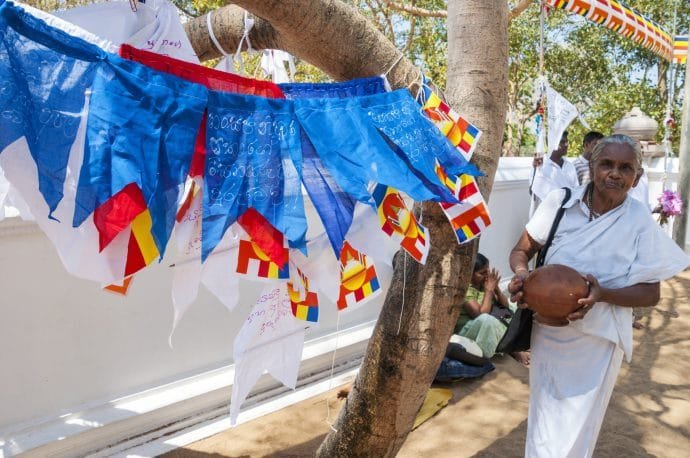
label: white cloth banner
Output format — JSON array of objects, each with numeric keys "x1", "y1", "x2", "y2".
[
  {"x1": 546, "y1": 83, "x2": 579, "y2": 154},
  {"x1": 230, "y1": 283, "x2": 305, "y2": 425},
  {"x1": 260, "y1": 50, "x2": 296, "y2": 84},
  {"x1": 55, "y1": 0, "x2": 199, "y2": 63}
]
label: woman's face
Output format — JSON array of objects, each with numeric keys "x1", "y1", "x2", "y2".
[
  {"x1": 472, "y1": 265, "x2": 489, "y2": 289},
  {"x1": 589, "y1": 143, "x2": 641, "y2": 203}
]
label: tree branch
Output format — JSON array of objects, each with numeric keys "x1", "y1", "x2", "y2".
[
  {"x1": 383, "y1": 0, "x2": 534, "y2": 21},
  {"x1": 509, "y1": 0, "x2": 534, "y2": 21},
  {"x1": 185, "y1": 0, "x2": 420, "y2": 87},
  {"x1": 383, "y1": 1, "x2": 447, "y2": 18}
]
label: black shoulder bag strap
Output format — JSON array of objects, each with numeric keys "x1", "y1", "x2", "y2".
[
  {"x1": 496, "y1": 187, "x2": 572, "y2": 354},
  {"x1": 536, "y1": 187, "x2": 572, "y2": 267}
]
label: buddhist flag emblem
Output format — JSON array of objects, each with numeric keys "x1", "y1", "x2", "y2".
[
  {"x1": 422, "y1": 92, "x2": 482, "y2": 162},
  {"x1": 288, "y1": 268, "x2": 319, "y2": 323},
  {"x1": 674, "y1": 35, "x2": 688, "y2": 64},
  {"x1": 236, "y1": 239, "x2": 290, "y2": 280},
  {"x1": 372, "y1": 184, "x2": 430, "y2": 264},
  {"x1": 337, "y1": 242, "x2": 381, "y2": 310},
  {"x1": 440, "y1": 175, "x2": 491, "y2": 244}
]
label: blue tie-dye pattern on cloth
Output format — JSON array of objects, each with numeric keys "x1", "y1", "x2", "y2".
[
  {"x1": 202, "y1": 92, "x2": 306, "y2": 261},
  {"x1": 280, "y1": 76, "x2": 387, "y2": 257},
  {"x1": 0, "y1": 1, "x2": 101, "y2": 218}
]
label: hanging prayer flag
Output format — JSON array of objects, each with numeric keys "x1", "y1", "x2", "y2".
[
  {"x1": 440, "y1": 175, "x2": 491, "y2": 244},
  {"x1": 674, "y1": 35, "x2": 688, "y2": 64},
  {"x1": 372, "y1": 184, "x2": 430, "y2": 264},
  {"x1": 417, "y1": 77, "x2": 492, "y2": 243},
  {"x1": 545, "y1": 0, "x2": 673, "y2": 61},
  {"x1": 280, "y1": 76, "x2": 386, "y2": 257},
  {"x1": 422, "y1": 91, "x2": 482, "y2": 163},
  {"x1": 545, "y1": 82, "x2": 580, "y2": 154},
  {"x1": 236, "y1": 239, "x2": 290, "y2": 280},
  {"x1": 336, "y1": 242, "x2": 381, "y2": 310},
  {"x1": 287, "y1": 268, "x2": 319, "y2": 323},
  {"x1": 0, "y1": 4, "x2": 100, "y2": 218},
  {"x1": 230, "y1": 283, "x2": 305, "y2": 425},
  {"x1": 202, "y1": 91, "x2": 306, "y2": 262}
]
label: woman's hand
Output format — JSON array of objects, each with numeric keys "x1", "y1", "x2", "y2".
[
  {"x1": 484, "y1": 268, "x2": 500, "y2": 294},
  {"x1": 567, "y1": 274, "x2": 600, "y2": 321},
  {"x1": 508, "y1": 268, "x2": 530, "y2": 308}
]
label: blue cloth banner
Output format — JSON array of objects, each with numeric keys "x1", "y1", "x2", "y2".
[
  {"x1": 0, "y1": 1, "x2": 101, "y2": 217},
  {"x1": 202, "y1": 92, "x2": 306, "y2": 261},
  {"x1": 74, "y1": 56, "x2": 207, "y2": 257},
  {"x1": 293, "y1": 89, "x2": 476, "y2": 206},
  {"x1": 280, "y1": 76, "x2": 388, "y2": 257}
]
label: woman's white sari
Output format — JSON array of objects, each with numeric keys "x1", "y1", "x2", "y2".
[{"x1": 523, "y1": 186, "x2": 689, "y2": 457}]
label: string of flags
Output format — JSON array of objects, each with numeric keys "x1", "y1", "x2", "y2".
[
  {"x1": 546, "y1": 0, "x2": 673, "y2": 61},
  {"x1": 0, "y1": 0, "x2": 493, "y2": 426}
]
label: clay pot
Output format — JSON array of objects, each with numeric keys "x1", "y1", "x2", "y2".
[{"x1": 522, "y1": 264, "x2": 589, "y2": 322}]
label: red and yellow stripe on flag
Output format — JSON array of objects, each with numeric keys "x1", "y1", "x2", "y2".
[
  {"x1": 288, "y1": 268, "x2": 318, "y2": 322},
  {"x1": 94, "y1": 182, "x2": 147, "y2": 252},
  {"x1": 422, "y1": 92, "x2": 482, "y2": 162},
  {"x1": 236, "y1": 239, "x2": 289, "y2": 280},
  {"x1": 440, "y1": 175, "x2": 491, "y2": 244},
  {"x1": 124, "y1": 209, "x2": 160, "y2": 276},
  {"x1": 546, "y1": 0, "x2": 672, "y2": 61},
  {"x1": 434, "y1": 160, "x2": 458, "y2": 197},
  {"x1": 674, "y1": 35, "x2": 688, "y2": 64},
  {"x1": 372, "y1": 184, "x2": 430, "y2": 264},
  {"x1": 565, "y1": 0, "x2": 590, "y2": 16},
  {"x1": 337, "y1": 242, "x2": 381, "y2": 310},
  {"x1": 103, "y1": 209, "x2": 160, "y2": 294},
  {"x1": 587, "y1": 0, "x2": 609, "y2": 25}
]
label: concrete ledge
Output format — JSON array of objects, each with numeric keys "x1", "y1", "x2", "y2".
[{"x1": 0, "y1": 321, "x2": 374, "y2": 457}]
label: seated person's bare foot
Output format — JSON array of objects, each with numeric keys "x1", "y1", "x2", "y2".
[
  {"x1": 510, "y1": 351, "x2": 530, "y2": 366},
  {"x1": 632, "y1": 320, "x2": 644, "y2": 330}
]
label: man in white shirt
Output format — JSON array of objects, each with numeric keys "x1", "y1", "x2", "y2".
[
  {"x1": 572, "y1": 131, "x2": 604, "y2": 185},
  {"x1": 530, "y1": 131, "x2": 579, "y2": 205}
]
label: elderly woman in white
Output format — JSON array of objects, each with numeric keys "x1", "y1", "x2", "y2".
[{"x1": 508, "y1": 134, "x2": 689, "y2": 457}]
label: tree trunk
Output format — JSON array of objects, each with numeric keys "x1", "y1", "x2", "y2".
[
  {"x1": 185, "y1": 1, "x2": 508, "y2": 455},
  {"x1": 658, "y1": 60, "x2": 669, "y2": 109}
]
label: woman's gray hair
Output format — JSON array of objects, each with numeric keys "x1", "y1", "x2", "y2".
[{"x1": 590, "y1": 134, "x2": 643, "y2": 168}]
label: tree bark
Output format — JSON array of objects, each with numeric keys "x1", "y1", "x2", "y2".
[
  {"x1": 185, "y1": 1, "x2": 508, "y2": 455},
  {"x1": 185, "y1": 0, "x2": 420, "y2": 87}
]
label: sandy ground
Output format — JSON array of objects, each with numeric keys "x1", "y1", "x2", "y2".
[{"x1": 164, "y1": 270, "x2": 690, "y2": 457}]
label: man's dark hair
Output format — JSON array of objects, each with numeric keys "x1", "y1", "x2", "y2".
[
  {"x1": 583, "y1": 131, "x2": 604, "y2": 145},
  {"x1": 474, "y1": 253, "x2": 489, "y2": 273}
]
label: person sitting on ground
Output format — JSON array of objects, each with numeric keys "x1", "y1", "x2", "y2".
[{"x1": 454, "y1": 253, "x2": 530, "y2": 365}]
